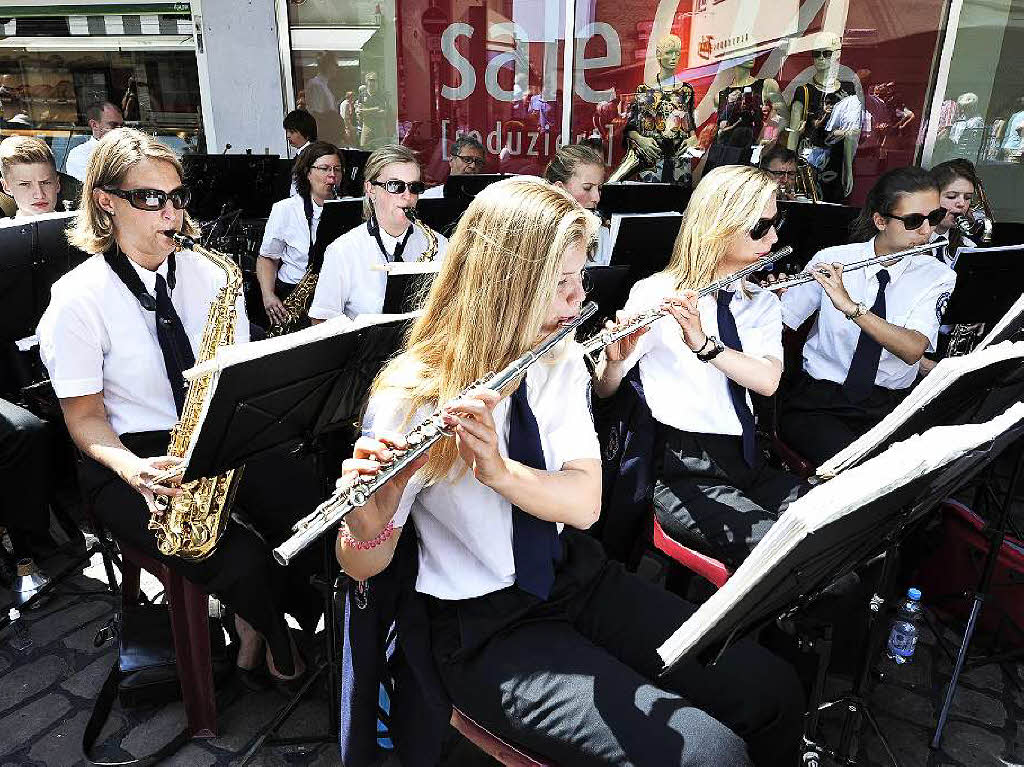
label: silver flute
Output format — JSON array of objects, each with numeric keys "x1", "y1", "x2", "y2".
[
  {"x1": 580, "y1": 246, "x2": 793, "y2": 355},
  {"x1": 765, "y1": 239, "x2": 946, "y2": 292},
  {"x1": 273, "y1": 300, "x2": 599, "y2": 565}
]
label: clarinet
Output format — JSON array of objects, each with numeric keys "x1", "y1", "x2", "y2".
[
  {"x1": 273, "y1": 300, "x2": 599, "y2": 565},
  {"x1": 580, "y1": 246, "x2": 793, "y2": 355}
]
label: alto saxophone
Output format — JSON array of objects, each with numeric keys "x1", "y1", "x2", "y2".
[
  {"x1": 404, "y1": 207, "x2": 439, "y2": 261},
  {"x1": 150, "y1": 231, "x2": 244, "y2": 559},
  {"x1": 268, "y1": 264, "x2": 319, "y2": 337}
]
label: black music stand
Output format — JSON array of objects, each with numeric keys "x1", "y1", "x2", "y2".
[
  {"x1": 944, "y1": 244, "x2": 1024, "y2": 327},
  {"x1": 776, "y1": 200, "x2": 859, "y2": 271},
  {"x1": 582, "y1": 265, "x2": 632, "y2": 341},
  {"x1": 442, "y1": 172, "x2": 508, "y2": 201},
  {"x1": 416, "y1": 197, "x2": 463, "y2": 237},
  {"x1": 658, "y1": 404, "x2": 1024, "y2": 766},
  {"x1": 181, "y1": 154, "x2": 283, "y2": 220},
  {"x1": 598, "y1": 182, "x2": 690, "y2": 216},
  {"x1": 309, "y1": 199, "x2": 364, "y2": 273},
  {"x1": 173, "y1": 315, "x2": 414, "y2": 762},
  {"x1": 978, "y1": 294, "x2": 1024, "y2": 350},
  {"x1": 381, "y1": 266, "x2": 436, "y2": 315},
  {"x1": 608, "y1": 213, "x2": 682, "y2": 285}
]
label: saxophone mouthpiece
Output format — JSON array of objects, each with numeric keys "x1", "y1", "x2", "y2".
[
  {"x1": 163, "y1": 230, "x2": 195, "y2": 249},
  {"x1": 404, "y1": 207, "x2": 419, "y2": 222}
]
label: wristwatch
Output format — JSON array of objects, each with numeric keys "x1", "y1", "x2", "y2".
[
  {"x1": 844, "y1": 302, "x2": 869, "y2": 320},
  {"x1": 696, "y1": 335, "x2": 726, "y2": 362}
]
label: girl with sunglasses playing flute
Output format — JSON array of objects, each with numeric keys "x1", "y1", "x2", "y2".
[
  {"x1": 778, "y1": 166, "x2": 957, "y2": 466},
  {"x1": 594, "y1": 165, "x2": 806, "y2": 570},
  {"x1": 336, "y1": 177, "x2": 802, "y2": 766},
  {"x1": 309, "y1": 144, "x2": 447, "y2": 323}
]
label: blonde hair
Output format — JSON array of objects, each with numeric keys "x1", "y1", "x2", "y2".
[
  {"x1": 362, "y1": 143, "x2": 420, "y2": 220},
  {"x1": 371, "y1": 176, "x2": 597, "y2": 482},
  {"x1": 0, "y1": 136, "x2": 56, "y2": 178},
  {"x1": 666, "y1": 165, "x2": 777, "y2": 293},
  {"x1": 543, "y1": 144, "x2": 604, "y2": 184},
  {"x1": 68, "y1": 127, "x2": 197, "y2": 254}
]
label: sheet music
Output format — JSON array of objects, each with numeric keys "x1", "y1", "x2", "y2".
[
  {"x1": 978, "y1": 293, "x2": 1024, "y2": 351},
  {"x1": 817, "y1": 341, "x2": 1024, "y2": 477},
  {"x1": 657, "y1": 401, "x2": 1024, "y2": 668}
]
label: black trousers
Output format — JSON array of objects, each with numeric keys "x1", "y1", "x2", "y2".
[
  {"x1": 427, "y1": 531, "x2": 804, "y2": 767},
  {"x1": 0, "y1": 398, "x2": 51, "y2": 550},
  {"x1": 653, "y1": 426, "x2": 807, "y2": 569},
  {"x1": 274, "y1": 278, "x2": 297, "y2": 301},
  {"x1": 779, "y1": 373, "x2": 910, "y2": 467},
  {"x1": 80, "y1": 431, "x2": 323, "y2": 674}
]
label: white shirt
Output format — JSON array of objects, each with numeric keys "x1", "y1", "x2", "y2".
[
  {"x1": 782, "y1": 238, "x2": 957, "y2": 390},
  {"x1": 308, "y1": 221, "x2": 448, "y2": 321},
  {"x1": 419, "y1": 184, "x2": 444, "y2": 199},
  {"x1": 64, "y1": 136, "x2": 98, "y2": 182},
  {"x1": 259, "y1": 194, "x2": 323, "y2": 284},
  {"x1": 619, "y1": 272, "x2": 783, "y2": 436},
  {"x1": 38, "y1": 250, "x2": 250, "y2": 436},
  {"x1": 931, "y1": 229, "x2": 975, "y2": 268},
  {"x1": 364, "y1": 351, "x2": 600, "y2": 599}
]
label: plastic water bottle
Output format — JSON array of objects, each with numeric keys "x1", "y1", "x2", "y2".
[
  {"x1": 7, "y1": 607, "x2": 33, "y2": 653},
  {"x1": 886, "y1": 587, "x2": 922, "y2": 664}
]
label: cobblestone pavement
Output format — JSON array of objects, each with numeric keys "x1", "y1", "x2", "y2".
[{"x1": 2, "y1": 544, "x2": 1022, "y2": 767}]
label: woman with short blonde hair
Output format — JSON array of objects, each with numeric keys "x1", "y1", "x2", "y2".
[
  {"x1": 595, "y1": 164, "x2": 804, "y2": 568},
  {"x1": 39, "y1": 127, "x2": 312, "y2": 689},
  {"x1": 336, "y1": 175, "x2": 802, "y2": 766},
  {"x1": 309, "y1": 143, "x2": 449, "y2": 322}
]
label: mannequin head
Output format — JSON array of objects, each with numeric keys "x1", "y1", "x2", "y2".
[
  {"x1": 737, "y1": 59, "x2": 755, "y2": 73},
  {"x1": 807, "y1": 32, "x2": 842, "y2": 82},
  {"x1": 655, "y1": 34, "x2": 682, "y2": 76},
  {"x1": 956, "y1": 92, "x2": 979, "y2": 118}
]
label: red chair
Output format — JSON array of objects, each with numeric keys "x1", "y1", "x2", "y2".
[
  {"x1": 119, "y1": 544, "x2": 218, "y2": 737},
  {"x1": 651, "y1": 515, "x2": 731, "y2": 590},
  {"x1": 451, "y1": 708, "x2": 556, "y2": 766}
]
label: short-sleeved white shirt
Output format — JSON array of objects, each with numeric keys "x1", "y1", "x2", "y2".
[
  {"x1": 589, "y1": 221, "x2": 613, "y2": 267},
  {"x1": 37, "y1": 250, "x2": 250, "y2": 436},
  {"x1": 619, "y1": 272, "x2": 783, "y2": 436},
  {"x1": 781, "y1": 237, "x2": 957, "y2": 390},
  {"x1": 418, "y1": 184, "x2": 444, "y2": 199},
  {"x1": 308, "y1": 222, "x2": 449, "y2": 321},
  {"x1": 259, "y1": 194, "x2": 323, "y2": 284},
  {"x1": 64, "y1": 136, "x2": 98, "y2": 182},
  {"x1": 363, "y1": 351, "x2": 600, "y2": 600}
]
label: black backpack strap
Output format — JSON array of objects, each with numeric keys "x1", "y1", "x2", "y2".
[{"x1": 81, "y1": 659, "x2": 190, "y2": 766}]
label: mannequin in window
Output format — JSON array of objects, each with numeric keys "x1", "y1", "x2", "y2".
[
  {"x1": 705, "y1": 59, "x2": 781, "y2": 173},
  {"x1": 787, "y1": 33, "x2": 859, "y2": 202},
  {"x1": 615, "y1": 34, "x2": 698, "y2": 186},
  {"x1": 1000, "y1": 96, "x2": 1024, "y2": 162}
]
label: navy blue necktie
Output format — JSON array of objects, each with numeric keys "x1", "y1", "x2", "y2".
[
  {"x1": 154, "y1": 274, "x2": 196, "y2": 415},
  {"x1": 716, "y1": 290, "x2": 756, "y2": 466},
  {"x1": 507, "y1": 376, "x2": 560, "y2": 600},
  {"x1": 843, "y1": 269, "x2": 890, "y2": 403}
]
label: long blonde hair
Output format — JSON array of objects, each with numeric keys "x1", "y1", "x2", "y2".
[
  {"x1": 371, "y1": 176, "x2": 597, "y2": 482},
  {"x1": 666, "y1": 165, "x2": 777, "y2": 292},
  {"x1": 68, "y1": 127, "x2": 197, "y2": 254}
]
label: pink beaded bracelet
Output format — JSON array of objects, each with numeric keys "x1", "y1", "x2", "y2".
[{"x1": 338, "y1": 520, "x2": 395, "y2": 550}]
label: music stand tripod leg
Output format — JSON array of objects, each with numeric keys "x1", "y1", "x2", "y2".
[{"x1": 932, "y1": 442, "x2": 1024, "y2": 749}]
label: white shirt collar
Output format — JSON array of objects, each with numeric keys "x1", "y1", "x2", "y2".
[
  {"x1": 126, "y1": 253, "x2": 171, "y2": 294},
  {"x1": 862, "y1": 236, "x2": 911, "y2": 283},
  {"x1": 377, "y1": 224, "x2": 412, "y2": 249}
]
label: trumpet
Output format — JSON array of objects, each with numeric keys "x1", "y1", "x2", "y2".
[
  {"x1": 764, "y1": 239, "x2": 946, "y2": 292},
  {"x1": 272, "y1": 301, "x2": 599, "y2": 565},
  {"x1": 580, "y1": 246, "x2": 793, "y2": 355}
]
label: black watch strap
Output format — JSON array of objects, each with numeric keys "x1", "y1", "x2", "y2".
[{"x1": 696, "y1": 335, "x2": 725, "y2": 362}]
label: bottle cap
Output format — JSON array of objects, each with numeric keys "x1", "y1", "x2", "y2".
[{"x1": 907, "y1": 587, "x2": 922, "y2": 601}]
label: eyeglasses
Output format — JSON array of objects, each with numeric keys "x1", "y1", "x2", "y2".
[
  {"x1": 103, "y1": 186, "x2": 191, "y2": 211},
  {"x1": 370, "y1": 179, "x2": 427, "y2": 195},
  {"x1": 312, "y1": 164, "x2": 344, "y2": 175},
  {"x1": 883, "y1": 208, "x2": 946, "y2": 230},
  {"x1": 557, "y1": 268, "x2": 593, "y2": 295},
  {"x1": 811, "y1": 49, "x2": 834, "y2": 59},
  {"x1": 452, "y1": 154, "x2": 486, "y2": 167},
  {"x1": 750, "y1": 211, "x2": 785, "y2": 240}
]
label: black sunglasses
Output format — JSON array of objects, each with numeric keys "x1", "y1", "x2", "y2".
[
  {"x1": 452, "y1": 153, "x2": 485, "y2": 167},
  {"x1": 370, "y1": 179, "x2": 427, "y2": 195},
  {"x1": 103, "y1": 186, "x2": 191, "y2": 211},
  {"x1": 750, "y1": 211, "x2": 785, "y2": 240},
  {"x1": 811, "y1": 49, "x2": 834, "y2": 59},
  {"x1": 883, "y1": 208, "x2": 946, "y2": 230}
]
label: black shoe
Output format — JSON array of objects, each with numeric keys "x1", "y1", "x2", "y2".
[{"x1": 235, "y1": 664, "x2": 272, "y2": 692}]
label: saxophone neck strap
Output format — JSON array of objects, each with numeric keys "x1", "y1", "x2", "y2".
[{"x1": 104, "y1": 246, "x2": 177, "y2": 312}]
